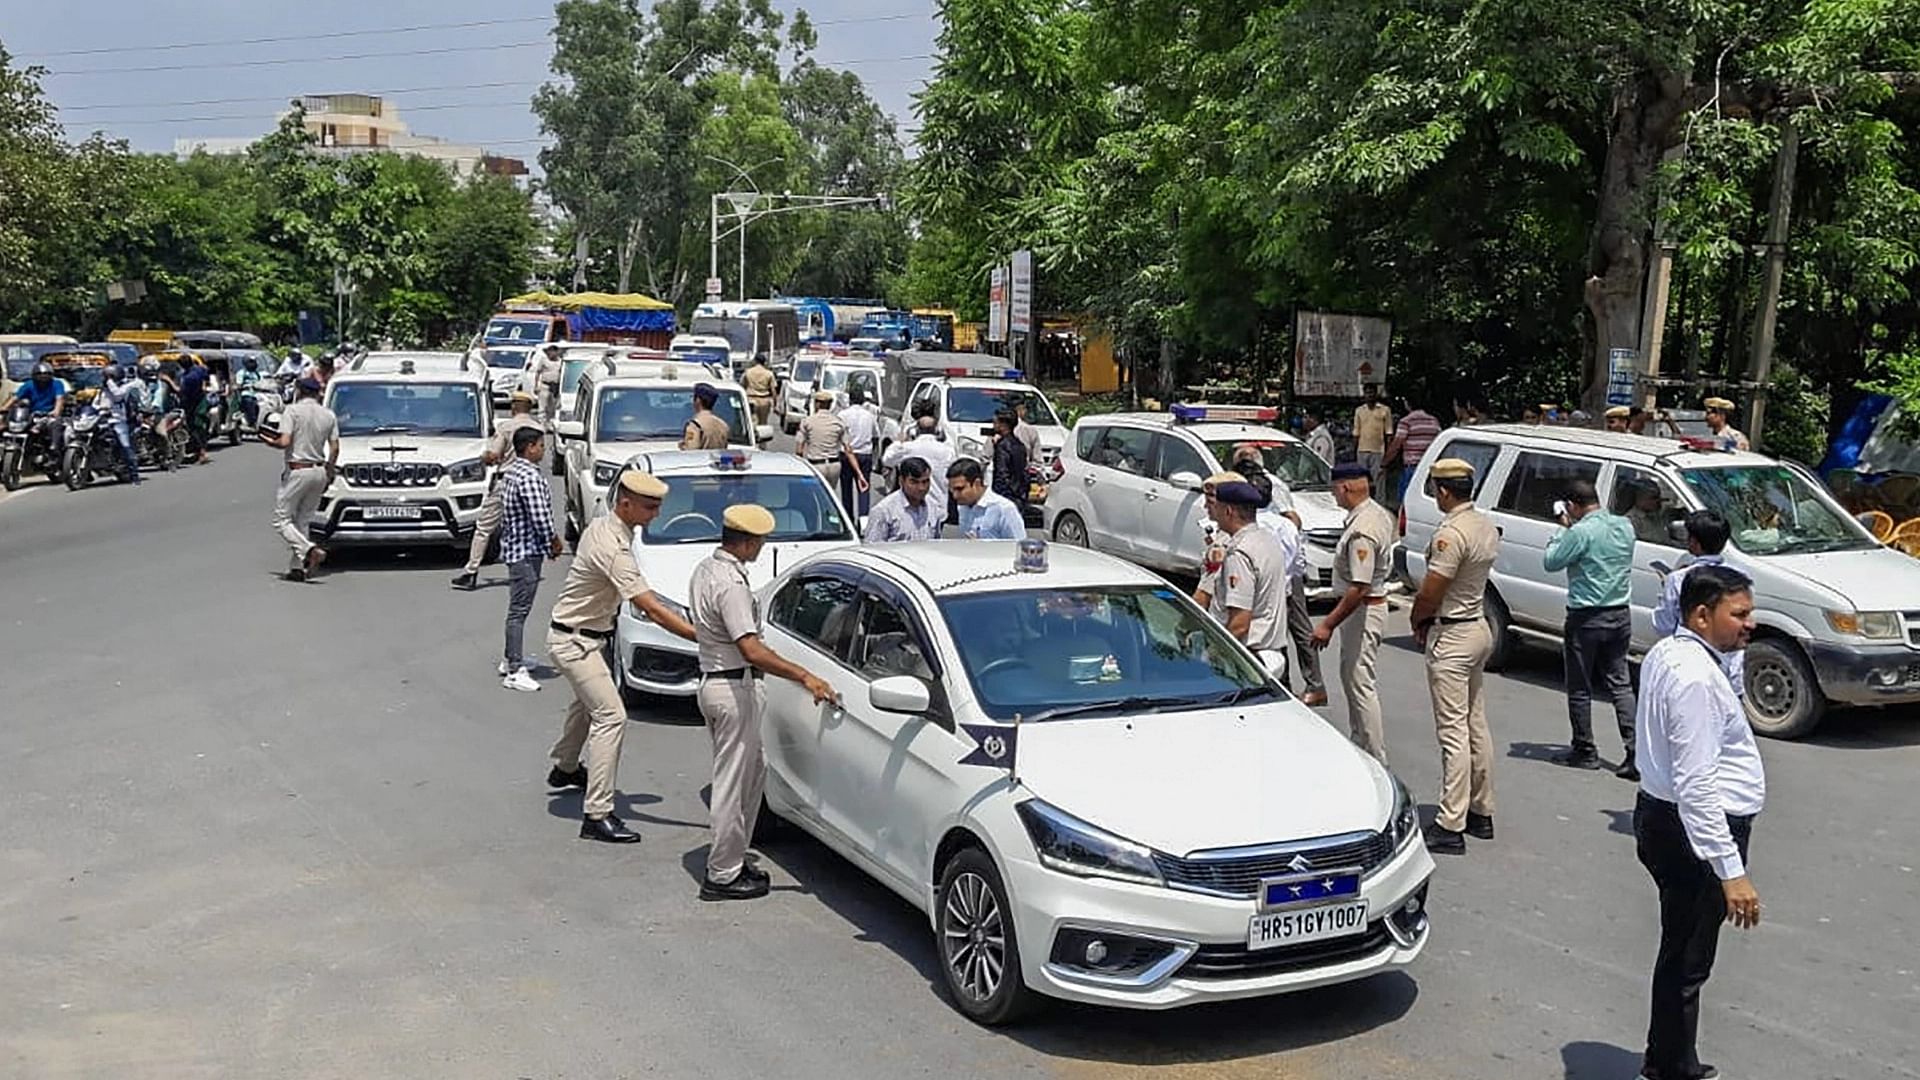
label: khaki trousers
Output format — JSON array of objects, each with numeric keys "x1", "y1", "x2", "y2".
[
  {"x1": 1426, "y1": 618, "x2": 1495, "y2": 831},
  {"x1": 696, "y1": 676, "x2": 766, "y2": 883},
  {"x1": 749, "y1": 395, "x2": 773, "y2": 425},
  {"x1": 271, "y1": 467, "x2": 328, "y2": 572},
  {"x1": 463, "y1": 482, "x2": 505, "y2": 574},
  {"x1": 547, "y1": 629, "x2": 627, "y2": 819},
  {"x1": 1339, "y1": 599, "x2": 1389, "y2": 765}
]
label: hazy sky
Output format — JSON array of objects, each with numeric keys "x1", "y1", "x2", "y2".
[{"x1": 2, "y1": 0, "x2": 938, "y2": 161}]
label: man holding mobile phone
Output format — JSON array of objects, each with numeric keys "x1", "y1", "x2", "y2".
[{"x1": 1543, "y1": 479, "x2": 1639, "y2": 777}]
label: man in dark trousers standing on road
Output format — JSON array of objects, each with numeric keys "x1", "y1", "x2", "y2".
[
  {"x1": 1633, "y1": 564, "x2": 1765, "y2": 1080},
  {"x1": 1544, "y1": 478, "x2": 1640, "y2": 778}
]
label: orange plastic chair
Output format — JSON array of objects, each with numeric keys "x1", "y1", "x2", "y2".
[
  {"x1": 1888, "y1": 517, "x2": 1920, "y2": 554},
  {"x1": 1861, "y1": 510, "x2": 1895, "y2": 543}
]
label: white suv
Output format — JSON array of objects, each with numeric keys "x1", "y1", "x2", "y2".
[
  {"x1": 474, "y1": 344, "x2": 536, "y2": 408},
  {"x1": 1402, "y1": 423, "x2": 1920, "y2": 738},
  {"x1": 556, "y1": 358, "x2": 760, "y2": 540},
  {"x1": 1045, "y1": 407, "x2": 1345, "y2": 595},
  {"x1": 314, "y1": 352, "x2": 495, "y2": 549}
]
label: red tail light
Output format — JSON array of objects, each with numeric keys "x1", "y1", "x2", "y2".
[{"x1": 1397, "y1": 504, "x2": 1407, "y2": 537}]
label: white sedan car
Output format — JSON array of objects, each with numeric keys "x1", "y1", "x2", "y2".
[
  {"x1": 614, "y1": 449, "x2": 857, "y2": 697},
  {"x1": 757, "y1": 541, "x2": 1432, "y2": 1022}
]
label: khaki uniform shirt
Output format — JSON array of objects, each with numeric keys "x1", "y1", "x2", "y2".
[
  {"x1": 1207, "y1": 523, "x2": 1288, "y2": 653},
  {"x1": 680, "y1": 410, "x2": 730, "y2": 450},
  {"x1": 690, "y1": 548, "x2": 759, "y2": 673},
  {"x1": 548, "y1": 513, "x2": 648, "y2": 633},
  {"x1": 742, "y1": 365, "x2": 777, "y2": 400},
  {"x1": 1353, "y1": 403, "x2": 1393, "y2": 454},
  {"x1": 1334, "y1": 498, "x2": 1396, "y2": 597},
  {"x1": 488, "y1": 413, "x2": 544, "y2": 460},
  {"x1": 798, "y1": 411, "x2": 846, "y2": 462},
  {"x1": 281, "y1": 400, "x2": 338, "y2": 465},
  {"x1": 1426, "y1": 501, "x2": 1499, "y2": 620}
]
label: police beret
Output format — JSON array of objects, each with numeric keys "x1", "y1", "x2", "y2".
[
  {"x1": 1703, "y1": 396, "x2": 1735, "y2": 411},
  {"x1": 617, "y1": 470, "x2": 669, "y2": 498},
  {"x1": 508, "y1": 390, "x2": 536, "y2": 405},
  {"x1": 1213, "y1": 481, "x2": 1263, "y2": 506},
  {"x1": 692, "y1": 382, "x2": 717, "y2": 403},
  {"x1": 812, "y1": 389, "x2": 835, "y2": 403},
  {"x1": 1428, "y1": 458, "x2": 1476, "y2": 480},
  {"x1": 1204, "y1": 470, "x2": 1246, "y2": 487},
  {"x1": 543, "y1": 342, "x2": 564, "y2": 351},
  {"x1": 1330, "y1": 463, "x2": 1370, "y2": 482},
  {"x1": 723, "y1": 503, "x2": 776, "y2": 536},
  {"x1": 1604, "y1": 405, "x2": 1630, "y2": 418}
]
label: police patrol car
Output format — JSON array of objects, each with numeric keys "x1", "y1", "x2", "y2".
[
  {"x1": 311, "y1": 352, "x2": 495, "y2": 549},
  {"x1": 556, "y1": 356, "x2": 763, "y2": 542},
  {"x1": 611, "y1": 448, "x2": 857, "y2": 698}
]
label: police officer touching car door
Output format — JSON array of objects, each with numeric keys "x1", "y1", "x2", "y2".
[
  {"x1": 1407, "y1": 458, "x2": 1501, "y2": 855},
  {"x1": 690, "y1": 504, "x2": 837, "y2": 901},
  {"x1": 1192, "y1": 475, "x2": 1290, "y2": 677},
  {"x1": 546, "y1": 470, "x2": 697, "y2": 844}
]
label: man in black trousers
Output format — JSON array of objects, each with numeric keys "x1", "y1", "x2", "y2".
[{"x1": 1632, "y1": 564, "x2": 1766, "y2": 1080}]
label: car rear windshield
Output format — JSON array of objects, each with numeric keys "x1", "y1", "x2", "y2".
[
  {"x1": 688, "y1": 316, "x2": 756, "y2": 353},
  {"x1": 1682, "y1": 464, "x2": 1876, "y2": 555},
  {"x1": 640, "y1": 474, "x2": 849, "y2": 545},
  {"x1": 483, "y1": 317, "x2": 548, "y2": 344},
  {"x1": 937, "y1": 585, "x2": 1273, "y2": 721},
  {"x1": 560, "y1": 359, "x2": 592, "y2": 396},
  {"x1": 1206, "y1": 439, "x2": 1331, "y2": 491},
  {"x1": 483, "y1": 349, "x2": 529, "y2": 369},
  {"x1": 792, "y1": 359, "x2": 819, "y2": 383},
  {"x1": 331, "y1": 382, "x2": 483, "y2": 437},
  {"x1": 946, "y1": 386, "x2": 1057, "y2": 425},
  {"x1": 596, "y1": 386, "x2": 747, "y2": 443}
]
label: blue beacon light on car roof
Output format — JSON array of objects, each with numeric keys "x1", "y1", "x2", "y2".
[
  {"x1": 1170, "y1": 403, "x2": 1279, "y2": 424},
  {"x1": 711, "y1": 449, "x2": 751, "y2": 471}
]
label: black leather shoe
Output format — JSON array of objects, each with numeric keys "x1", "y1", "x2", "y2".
[
  {"x1": 1423, "y1": 823, "x2": 1466, "y2": 855},
  {"x1": 1465, "y1": 812, "x2": 1495, "y2": 840},
  {"x1": 1615, "y1": 760, "x2": 1641, "y2": 782},
  {"x1": 1552, "y1": 748, "x2": 1602, "y2": 770},
  {"x1": 547, "y1": 765, "x2": 588, "y2": 789},
  {"x1": 580, "y1": 814, "x2": 640, "y2": 844},
  {"x1": 450, "y1": 572, "x2": 477, "y2": 590},
  {"x1": 285, "y1": 568, "x2": 307, "y2": 583},
  {"x1": 739, "y1": 861, "x2": 771, "y2": 883},
  {"x1": 700, "y1": 872, "x2": 771, "y2": 901}
]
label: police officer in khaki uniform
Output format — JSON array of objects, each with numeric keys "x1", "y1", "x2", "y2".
[
  {"x1": 546, "y1": 470, "x2": 697, "y2": 844},
  {"x1": 453, "y1": 390, "x2": 545, "y2": 589},
  {"x1": 265, "y1": 376, "x2": 338, "y2": 582},
  {"x1": 797, "y1": 389, "x2": 861, "y2": 504},
  {"x1": 533, "y1": 342, "x2": 565, "y2": 420},
  {"x1": 1312, "y1": 462, "x2": 1397, "y2": 763},
  {"x1": 680, "y1": 382, "x2": 731, "y2": 450},
  {"x1": 742, "y1": 353, "x2": 777, "y2": 426},
  {"x1": 1408, "y1": 458, "x2": 1501, "y2": 854},
  {"x1": 1192, "y1": 476, "x2": 1290, "y2": 675},
  {"x1": 690, "y1": 504, "x2": 836, "y2": 900}
]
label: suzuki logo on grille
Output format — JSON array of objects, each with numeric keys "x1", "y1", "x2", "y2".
[{"x1": 1287, "y1": 854, "x2": 1313, "y2": 874}]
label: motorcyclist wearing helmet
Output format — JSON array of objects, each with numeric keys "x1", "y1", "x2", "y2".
[
  {"x1": 99, "y1": 365, "x2": 143, "y2": 484},
  {"x1": 237, "y1": 355, "x2": 263, "y2": 426},
  {"x1": 13, "y1": 361, "x2": 71, "y2": 464}
]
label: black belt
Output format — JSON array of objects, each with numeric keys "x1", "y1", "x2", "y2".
[
  {"x1": 703, "y1": 668, "x2": 762, "y2": 680},
  {"x1": 1569, "y1": 604, "x2": 1629, "y2": 614},
  {"x1": 550, "y1": 621, "x2": 612, "y2": 640},
  {"x1": 807, "y1": 457, "x2": 835, "y2": 465},
  {"x1": 1435, "y1": 615, "x2": 1481, "y2": 625}
]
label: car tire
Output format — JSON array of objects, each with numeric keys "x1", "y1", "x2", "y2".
[
  {"x1": 935, "y1": 846, "x2": 1036, "y2": 1026},
  {"x1": 1743, "y1": 636, "x2": 1824, "y2": 739},
  {"x1": 1483, "y1": 589, "x2": 1514, "y2": 673},
  {"x1": 1052, "y1": 510, "x2": 1089, "y2": 548},
  {"x1": 564, "y1": 507, "x2": 580, "y2": 545}
]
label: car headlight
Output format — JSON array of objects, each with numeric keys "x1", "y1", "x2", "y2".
[
  {"x1": 1015, "y1": 799, "x2": 1165, "y2": 887},
  {"x1": 1386, "y1": 776, "x2": 1418, "y2": 851},
  {"x1": 447, "y1": 457, "x2": 486, "y2": 484},
  {"x1": 630, "y1": 594, "x2": 690, "y2": 624},
  {"x1": 958, "y1": 436, "x2": 986, "y2": 458},
  {"x1": 1825, "y1": 609, "x2": 1903, "y2": 640},
  {"x1": 593, "y1": 461, "x2": 620, "y2": 487}
]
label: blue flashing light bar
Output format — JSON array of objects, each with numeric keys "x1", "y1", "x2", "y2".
[{"x1": 1170, "y1": 403, "x2": 1280, "y2": 424}]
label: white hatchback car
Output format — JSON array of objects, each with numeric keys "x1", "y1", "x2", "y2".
[
  {"x1": 612, "y1": 449, "x2": 857, "y2": 698},
  {"x1": 757, "y1": 542, "x2": 1432, "y2": 1022}
]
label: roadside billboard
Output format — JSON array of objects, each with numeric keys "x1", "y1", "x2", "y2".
[
  {"x1": 988, "y1": 266, "x2": 1008, "y2": 343},
  {"x1": 1293, "y1": 310, "x2": 1392, "y2": 397}
]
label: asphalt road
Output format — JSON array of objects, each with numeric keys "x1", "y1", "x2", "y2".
[{"x1": 2, "y1": 443, "x2": 1918, "y2": 1080}]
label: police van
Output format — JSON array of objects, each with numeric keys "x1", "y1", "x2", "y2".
[
  {"x1": 556, "y1": 357, "x2": 763, "y2": 541},
  {"x1": 313, "y1": 352, "x2": 496, "y2": 550},
  {"x1": 1402, "y1": 423, "x2": 1920, "y2": 737}
]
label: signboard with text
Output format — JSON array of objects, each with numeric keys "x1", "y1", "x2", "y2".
[
  {"x1": 1009, "y1": 250, "x2": 1033, "y2": 335},
  {"x1": 704, "y1": 276, "x2": 723, "y2": 298},
  {"x1": 987, "y1": 266, "x2": 1008, "y2": 343},
  {"x1": 1605, "y1": 347, "x2": 1637, "y2": 406},
  {"x1": 1293, "y1": 311, "x2": 1393, "y2": 398}
]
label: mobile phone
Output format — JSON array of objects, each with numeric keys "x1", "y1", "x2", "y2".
[{"x1": 1552, "y1": 500, "x2": 1568, "y2": 518}]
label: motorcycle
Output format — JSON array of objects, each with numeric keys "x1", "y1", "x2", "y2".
[
  {"x1": 1, "y1": 401, "x2": 65, "y2": 490},
  {"x1": 236, "y1": 378, "x2": 281, "y2": 441},
  {"x1": 61, "y1": 404, "x2": 133, "y2": 489},
  {"x1": 134, "y1": 406, "x2": 184, "y2": 473},
  {"x1": 203, "y1": 392, "x2": 233, "y2": 448}
]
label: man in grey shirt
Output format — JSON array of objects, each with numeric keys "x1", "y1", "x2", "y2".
[
  {"x1": 1194, "y1": 478, "x2": 1289, "y2": 671},
  {"x1": 264, "y1": 377, "x2": 338, "y2": 581},
  {"x1": 863, "y1": 456, "x2": 942, "y2": 541}
]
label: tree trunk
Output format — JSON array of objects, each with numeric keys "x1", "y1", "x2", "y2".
[
  {"x1": 1582, "y1": 73, "x2": 1690, "y2": 410},
  {"x1": 615, "y1": 218, "x2": 643, "y2": 295}
]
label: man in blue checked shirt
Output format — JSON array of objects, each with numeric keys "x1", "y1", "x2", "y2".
[
  {"x1": 498, "y1": 425, "x2": 564, "y2": 692},
  {"x1": 946, "y1": 457, "x2": 1025, "y2": 540}
]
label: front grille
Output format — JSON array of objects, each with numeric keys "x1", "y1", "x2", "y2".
[
  {"x1": 630, "y1": 646, "x2": 699, "y2": 684},
  {"x1": 1904, "y1": 610, "x2": 1920, "y2": 646},
  {"x1": 1305, "y1": 528, "x2": 1342, "y2": 550},
  {"x1": 1153, "y1": 831, "x2": 1393, "y2": 899},
  {"x1": 1180, "y1": 924, "x2": 1391, "y2": 979},
  {"x1": 343, "y1": 462, "x2": 445, "y2": 487}
]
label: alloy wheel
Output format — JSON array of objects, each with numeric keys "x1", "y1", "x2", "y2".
[{"x1": 941, "y1": 871, "x2": 1006, "y2": 1003}]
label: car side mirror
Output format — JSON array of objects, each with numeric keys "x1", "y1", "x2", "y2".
[
  {"x1": 1650, "y1": 559, "x2": 1674, "y2": 578},
  {"x1": 1666, "y1": 520, "x2": 1688, "y2": 546},
  {"x1": 556, "y1": 420, "x2": 584, "y2": 440},
  {"x1": 869, "y1": 674, "x2": 931, "y2": 715},
  {"x1": 1168, "y1": 470, "x2": 1203, "y2": 492}
]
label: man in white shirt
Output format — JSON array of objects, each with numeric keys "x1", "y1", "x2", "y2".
[
  {"x1": 947, "y1": 458, "x2": 1025, "y2": 540},
  {"x1": 1653, "y1": 509, "x2": 1744, "y2": 697},
  {"x1": 1633, "y1": 564, "x2": 1765, "y2": 1080},
  {"x1": 1302, "y1": 410, "x2": 1335, "y2": 465},
  {"x1": 837, "y1": 387, "x2": 880, "y2": 517},
  {"x1": 882, "y1": 414, "x2": 956, "y2": 525}
]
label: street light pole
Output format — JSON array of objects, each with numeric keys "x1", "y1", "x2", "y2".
[{"x1": 709, "y1": 192, "x2": 719, "y2": 290}]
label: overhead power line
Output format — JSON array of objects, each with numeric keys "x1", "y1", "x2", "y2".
[
  {"x1": 64, "y1": 100, "x2": 535, "y2": 128},
  {"x1": 48, "y1": 40, "x2": 551, "y2": 77},
  {"x1": 59, "y1": 80, "x2": 545, "y2": 114}
]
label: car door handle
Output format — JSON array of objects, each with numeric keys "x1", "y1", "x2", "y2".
[
  {"x1": 1082, "y1": 475, "x2": 1097, "y2": 486},
  {"x1": 1143, "y1": 489, "x2": 1158, "y2": 501}
]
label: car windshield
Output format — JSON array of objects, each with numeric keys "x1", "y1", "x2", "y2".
[
  {"x1": 792, "y1": 358, "x2": 820, "y2": 383},
  {"x1": 938, "y1": 585, "x2": 1275, "y2": 721},
  {"x1": 1682, "y1": 464, "x2": 1876, "y2": 555},
  {"x1": 330, "y1": 382, "x2": 483, "y2": 437},
  {"x1": 689, "y1": 316, "x2": 756, "y2": 353},
  {"x1": 947, "y1": 386, "x2": 1058, "y2": 425},
  {"x1": 483, "y1": 317, "x2": 548, "y2": 345},
  {"x1": 1206, "y1": 439, "x2": 1332, "y2": 491},
  {"x1": 640, "y1": 473, "x2": 849, "y2": 544},
  {"x1": 483, "y1": 349, "x2": 529, "y2": 370},
  {"x1": 672, "y1": 346, "x2": 730, "y2": 366},
  {"x1": 595, "y1": 386, "x2": 747, "y2": 443},
  {"x1": 5, "y1": 344, "x2": 71, "y2": 380},
  {"x1": 560, "y1": 359, "x2": 592, "y2": 397}
]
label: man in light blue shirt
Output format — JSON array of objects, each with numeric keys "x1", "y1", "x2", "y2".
[
  {"x1": 1543, "y1": 479, "x2": 1640, "y2": 777},
  {"x1": 947, "y1": 458, "x2": 1025, "y2": 540}
]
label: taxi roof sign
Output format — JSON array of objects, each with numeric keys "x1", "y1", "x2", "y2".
[{"x1": 1170, "y1": 403, "x2": 1279, "y2": 424}]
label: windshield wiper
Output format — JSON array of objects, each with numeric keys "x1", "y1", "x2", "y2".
[
  {"x1": 370, "y1": 424, "x2": 418, "y2": 434},
  {"x1": 1020, "y1": 694, "x2": 1217, "y2": 723},
  {"x1": 1212, "y1": 685, "x2": 1278, "y2": 706}
]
